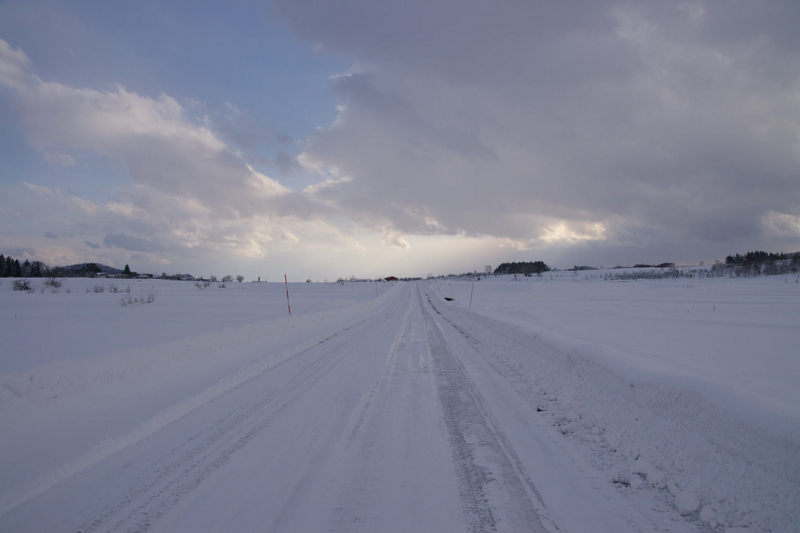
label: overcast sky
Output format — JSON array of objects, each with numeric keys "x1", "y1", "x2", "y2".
[{"x1": 1, "y1": 0, "x2": 798, "y2": 280}]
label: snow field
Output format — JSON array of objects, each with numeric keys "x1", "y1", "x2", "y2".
[
  {"x1": 429, "y1": 271, "x2": 799, "y2": 531},
  {"x1": 0, "y1": 273, "x2": 797, "y2": 531},
  {"x1": 0, "y1": 278, "x2": 396, "y2": 514}
]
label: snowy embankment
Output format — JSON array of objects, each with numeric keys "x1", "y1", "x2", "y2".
[
  {"x1": 0, "y1": 278, "x2": 394, "y2": 514},
  {"x1": 429, "y1": 270, "x2": 800, "y2": 532}
]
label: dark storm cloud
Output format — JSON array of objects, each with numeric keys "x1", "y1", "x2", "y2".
[{"x1": 278, "y1": 0, "x2": 800, "y2": 257}]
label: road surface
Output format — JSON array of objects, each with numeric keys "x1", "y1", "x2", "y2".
[{"x1": 1, "y1": 283, "x2": 695, "y2": 532}]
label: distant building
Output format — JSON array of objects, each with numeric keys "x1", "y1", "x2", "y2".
[{"x1": 384, "y1": 276, "x2": 399, "y2": 282}]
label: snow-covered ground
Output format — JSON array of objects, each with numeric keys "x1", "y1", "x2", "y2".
[
  {"x1": 0, "y1": 273, "x2": 797, "y2": 531},
  {"x1": 432, "y1": 270, "x2": 800, "y2": 531}
]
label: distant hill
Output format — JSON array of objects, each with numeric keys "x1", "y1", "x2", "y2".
[{"x1": 56, "y1": 263, "x2": 123, "y2": 276}]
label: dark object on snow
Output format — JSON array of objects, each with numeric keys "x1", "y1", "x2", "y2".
[{"x1": 444, "y1": 297, "x2": 454, "y2": 301}]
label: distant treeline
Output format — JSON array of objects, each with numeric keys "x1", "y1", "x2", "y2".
[
  {"x1": 493, "y1": 250, "x2": 800, "y2": 281},
  {"x1": 715, "y1": 250, "x2": 800, "y2": 277},
  {"x1": 494, "y1": 261, "x2": 551, "y2": 276},
  {"x1": 615, "y1": 263, "x2": 675, "y2": 269},
  {"x1": 0, "y1": 254, "x2": 49, "y2": 277},
  {"x1": 724, "y1": 251, "x2": 797, "y2": 265},
  {"x1": 0, "y1": 254, "x2": 115, "y2": 278}
]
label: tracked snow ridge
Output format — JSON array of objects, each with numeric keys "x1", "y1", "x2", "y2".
[{"x1": 421, "y1": 288, "x2": 550, "y2": 533}]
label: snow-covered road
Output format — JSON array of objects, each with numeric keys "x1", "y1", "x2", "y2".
[{"x1": 1, "y1": 282, "x2": 706, "y2": 532}]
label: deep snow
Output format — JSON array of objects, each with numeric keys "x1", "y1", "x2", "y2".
[
  {"x1": 0, "y1": 273, "x2": 797, "y2": 531},
  {"x1": 431, "y1": 271, "x2": 800, "y2": 531}
]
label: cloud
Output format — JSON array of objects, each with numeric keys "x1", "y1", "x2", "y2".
[
  {"x1": 1, "y1": 38, "x2": 357, "y2": 273},
  {"x1": 277, "y1": 1, "x2": 800, "y2": 259},
  {"x1": 23, "y1": 182, "x2": 64, "y2": 196},
  {"x1": 43, "y1": 152, "x2": 76, "y2": 167},
  {"x1": 103, "y1": 233, "x2": 165, "y2": 253},
  {"x1": 275, "y1": 150, "x2": 302, "y2": 176},
  {"x1": 382, "y1": 231, "x2": 409, "y2": 250},
  {"x1": 0, "y1": 43, "x2": 308, "y2": 222},
  {"x1": 83, "y1": 240, "x2": 101, "y2": 249},
  {"x1": 0, "y1": 39, "x2": 30, "y2": 90},
  {"x1": 213, "y1": 101, "x2": 265, "y2": 152},
  {"x1": 5, "y1": 0, "x2": 800, "y2": 279}
]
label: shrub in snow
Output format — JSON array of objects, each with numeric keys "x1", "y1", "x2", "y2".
[
  {"x1": 12, "y1": 279, "x2": 31, "y2": 291},
  {"x1": 93, "y1": 284, "x2": 106, "y2": 293},
  {"x1": 43, "y1": 276, "x2": 62, "y2": 289},
  {"x1": 119, "y1": 287, "x2": 157, "y2": 307}
]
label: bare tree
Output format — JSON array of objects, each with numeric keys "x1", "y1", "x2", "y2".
[
  {"x1": 222, "y1": 275, "x2": 233, "y2": 282},
  {"x1": 484, "y1": 265, "x2": 492, "y2": 276},
  {"x1": 236, "y1": 275, "x2": 244, "y2": 282}
]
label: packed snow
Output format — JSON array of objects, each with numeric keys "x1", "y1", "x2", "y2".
[
  {"x1": 0, "y1": 272, "x2": 797, "y2": 531},
  {"x1": 432, "y1": 270, "x2": 800, "y2": 531}
]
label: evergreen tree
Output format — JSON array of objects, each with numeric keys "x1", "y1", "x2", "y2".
[
  {"x1": 494, "y1": 261, "x2": 551, "y2": 275},
  {"x1": 22, "y1": 259, "x2": 32, "y2": 276},
  {"x1": 0, "y1": 254, "x2": 5, "y2": 277},
  {"x1": 5, "y1": 256, "x2": 13, "y2": 277},
  {"x1": 123, "y1": 264, "x2": 132, "y2": 277},
  {"x1": 13, "y1": 259, "x2": 22, "y2": 277}
]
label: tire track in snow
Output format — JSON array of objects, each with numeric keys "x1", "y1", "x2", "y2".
[
  {"x1": 419, "y1": 287, "x2": 551, "y2": 533},
  {"x1": 264, "y1": 293, "x2": 415, "y2": 533},
  {"x1": 0, "y1": 316, "x2": 377, "y2": 520},
  {"x1": 66, "y1": 296, "x2": 408, "y2": 533},
  {"x1": 344, "y1": 293, "x2": 412, "y2": 450},
  {"x1": 324, "y1": 288, "x2": 438, "y2": 531}
]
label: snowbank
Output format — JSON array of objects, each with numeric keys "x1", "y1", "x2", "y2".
[{"x1": 427, "y1": 271, "x2": 799, "y2": 532}]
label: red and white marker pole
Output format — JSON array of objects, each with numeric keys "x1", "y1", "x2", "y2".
[{"x1": 284, "y1": 274, "x2": 291, "y2": 315}]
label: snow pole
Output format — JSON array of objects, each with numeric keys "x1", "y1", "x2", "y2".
[
  {"x1": 284, "y1": 274, "x2": 291, "y2": 315},
  {"x1": 469, "y1": 277, "x2": 475, "y2": 308},
  {"x1": 375, "y1": 281, "x2": 379, "y2": 299}
]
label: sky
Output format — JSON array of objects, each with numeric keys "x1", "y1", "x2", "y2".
[{"x1": 1, "y1": 0, "x2": 799, "y2": 281}]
